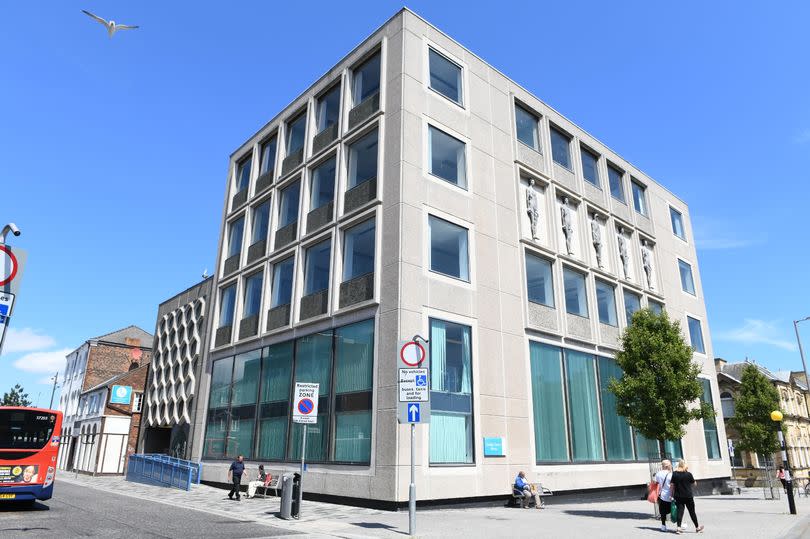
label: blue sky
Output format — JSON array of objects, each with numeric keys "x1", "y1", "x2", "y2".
[{"x1": 1, "y1": 2, "x2": 809, "y2": 406}]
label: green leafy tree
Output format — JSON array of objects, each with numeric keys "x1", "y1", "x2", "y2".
[
  {"x1": 728, "y1": 364, "x2": 780, "y2": 456},
  {"x1": 609, "y1": 309, "x2": 714, "y2": 458},
  {"x1": 2, "y1": 384, "x2": 32, "y2": 407}
]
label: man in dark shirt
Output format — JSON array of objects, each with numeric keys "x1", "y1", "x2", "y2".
[{"x1": 228, "y1": 455, "x2": 245, "y2": 500}]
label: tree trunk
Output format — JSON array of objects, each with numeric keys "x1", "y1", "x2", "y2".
[{"x1": 658, "y1": 439, "x2": 667, "y2": 460}]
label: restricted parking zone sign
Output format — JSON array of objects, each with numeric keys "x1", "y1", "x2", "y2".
[{"x1": 293, "y1": 383, "x2": 320, "y2": 424}]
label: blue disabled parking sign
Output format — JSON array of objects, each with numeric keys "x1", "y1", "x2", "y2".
[{"x1": 415, "y1": 374, "x2": 427, "y2": 387}]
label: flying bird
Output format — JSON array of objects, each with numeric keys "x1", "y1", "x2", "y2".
[{"x1": 81, "y1": 10, "x2": 139, "y2": 38}]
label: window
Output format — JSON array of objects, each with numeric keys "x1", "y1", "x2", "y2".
[
  {"x1": 678, "y1": 260, "x2": 696, "y2": 295},
  {"x1": 632, "y1": 180, "x2": 648, "y2": 216},
  {"x1": 550, "y1": 126, "x2": 571, "y2": 169},
  {"x1": 347, "y1": 130, "x2": 378, "y2": 188},
  {"x1": 333, "y1": 320, "x2": 374, "y2": 462},
  {"x1": 352, "y1": 52, "x2": 380, "y2": 106},
  {"x1": 525, "y1": 253, "x2": 554, "y2": 307},
  {"x1": 256, "y1": 341, "x2": 292, "y2": 460},
  {"x1": 132, "y1": 393, "x2": 143, "y2": 412},
  {"x1": 310, "y1": 157, "x2": 336, "y2": 210},
  {"x1": 343, "y1": 219, "x2": 375, "y2": 281},
  {"x1": 567, "y1": 350, "x2": 604, "y2": 461},
  {"x1": 270, "y1": 257, "x2": 294, "y2": 307},
  {"x1": 230, "y1": 351, "x2": 262, "y2": 458},
  {"x1": 251, "y1": 200, "x2": 271, "y2": 244},
  {"x1": 316, "y1": 85, "x2": 341, "y2": 133},
  {"x1": 429, "y1": 126, "x2": 467, "y2": 188},
  {"x1": 607, "y1": 165, "x2": 625, "y2": 202},
  {"x1": 429, "y1": 216, "x2": 469, "y2": 281},
  {"x1": 219, "y1": 284, "x2": 236, "y2": 328},
  {"x1": 581, "y1": 147, "x2": 600, "y2": 187},
  {"x1": 721, "y1": 392, "x2": 735, "y2": 418},
  {"x1": 430, "y1": 319, "x2": 473, "y2": 464},
  {"x1": 670, "y1": 207, "x2": 685, "y2": 239},
  {"x1": 688, "y1": 316, "x2": 705, "y2": 354},
  {"x1": 729, "y1": 439, "x2": 743, "y2": 468},
  {"x1": 700, "y1": 379, "x2": 721, "y2": 459},
  {"x1": 563, "y1": 268, "x2": 588, "y2": 317},
  {"x1": 288, "y1": 331, "x2": 332, "y2": 461},
  {"x1": 428, "y1": 48, "x2": 462, "y2": 104},
  {"x1": 648, "y1": 300, "x2": 664, "y2": 315},
  {"x1": 515, "y1": 104, "x2": 539, "y2": 150},
  {"x1": 529, "y1": 343, "x2": 567, "y2": 462},
  {"x1": 595, "y1": 280, "x2": 618, "y2": 326},
  {"x1": 204, "y1": 356, "x2": 233, "y2": 457},
  {"x1": 235, "y1": 156, "x2": 251, "y2": 194},
  {"x1": 599, "y1": 356, "x2": 635, "y2": 460},
  {"x1": 227, "y1": 217, "x2": 245, "y2": 258},
  {"x1": 242, "y1": 272, "x2": 263, "y2": 319},
  {"x1": 278, "y1": 181, "x2": 300, "y2": 228},
  {"x1": 286, "y1": 112, "x2": 307, "y2": 156},
  {"x1": 259, "y1": 136, "x2": 277, "y2": 177},
  {"x1": 304, "y1": 239, "x2": 331, "y2": 295},
  {"x1": 623, "y1": 290, "x2": 641, "y2": 326}
]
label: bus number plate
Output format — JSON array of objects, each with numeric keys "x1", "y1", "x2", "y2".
[{"x1": 0, "y1": 494, "x2": 16, "y2": 499}]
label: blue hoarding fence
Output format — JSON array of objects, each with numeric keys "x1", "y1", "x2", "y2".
[{"x1": 126, "y1": 454, "x2": 203, "y2": 491}]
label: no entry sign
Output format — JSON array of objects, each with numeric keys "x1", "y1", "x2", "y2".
[{"x1": 293, "y1": 382, "x2": 320, "y2": 424}]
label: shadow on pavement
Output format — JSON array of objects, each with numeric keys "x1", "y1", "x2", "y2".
[
  {"x1": 351, "y1": 522, "x2": 409, "y2": 536},
  {"x1": 564, "y1": 510, "x2": 651, "y2": 520}
]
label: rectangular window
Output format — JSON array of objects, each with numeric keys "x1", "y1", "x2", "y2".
[
  {"x1": 204, "y1": 356, "x2": 233, "y2": 458},
  {"x1": 670, "y1": 207, "x2": 685, "y2": 239},
  {"x1": 270, "y1": 257, "x2": 294, "y2": 308},
  {"x1": 227, "y1": 217, "x2": 245, "y2": 258},
  {"x1": 278, "y1": 181, "x2": 300, "y2": 228},
  {"x1": 288, "y1": 331, "x2": 333, "y2": 461},
  {"x1": 678, "y1": 259, "x2": 696, "y2": 295},
  {"x1": 251, "y1": 200, "x2": 271, "y2": 244},
  {"x1": 530, "y1": 342, "x2": 568, "y2": 461},
  {"x1": 429, "y1": 215, "x2": 470, "y2": 282},
  {"x1": 623, "y1": 290, "x2": 641, "y2": 326},
  {"x1": 632, "y1": 180, "x2": 648, "y2": 216},
  {"x1": 219, "y1": 285, "x2": 236, "y2": 328},
  {"x1": 688, "y1": 316, "x2": 706, "y2": 354},
  {"x1": 608, "y1": 165, "x2": 625, "y2": 202},
  {"x1": 228, "y1": 350, "x2": 261, "y2": 458},
  {"x1": 347, "y1": 130, "x2": 378, "y2": 188},
  {"x1": 525, "y1": 253, "x2": 554, "y2": 307},
  {"x1": 648, "y1": 300, "x2": 664, "y2": 315},
  {"x1": 333, "y1": 319, "x2": 374, "y2": 463},
  {"x1": 700, "y1": 378, "x2": 721, "y2": 459},
  {"x1": 310, "y1": 157, "x2": 336, "y2": 210},
  {"x1": 595, "y1": 280, "x2": 618, "y2": 326},
  {"x1": 566, "y1": 350, "x2": 604, "y2": 461},
  {"x1": 352, "y1": 52, "x2": 380, "y2": 106},
  {"x1": 242, "y1": 272, "x2": 263, "y2": 318},
  {"x1": 550, "y1": 126, "x2": 571, "y2": 169},
  {"x1": 563, "y1": 268, "x2": 588, "y2": 317},
  {"x1": 581, "y1": 147, "x2": 600, "y2": 187},
  {"x1": 598, "y1": 357, "x2": 635, "y2": 460},
  {"x1": 316, "y1": 85, "x2": 341, "y2": 133},
  {"x1": 515, "y1": 104, "x2": 539, "y2": 150},
  {"x1": 729, "y1": 440, "x2": 743, "y2": 468},
  {"x1": 256, "y1": 342, "x2": 292, "y2": 461},
  {"x1": 429, "y1": 319, "x2": 473, "y2": 464},
  {"x1": 235, "y1": 156, "x2": 252, "y2": 193},
  {"x1": 429, "y1": 126, "x2": 467, "y2": 188},
  {"x1": 343, "y1": 219, "x2": 375, "y2": 281},
  {"x1": 286, "y1": 112, "x2": 307, "y2": 156},
  {"x1": 260, "y1": 136, "x2": 277, "y2": 176},
  {"x1": 428, "y1": 48, "x2": 462, "y2": 104},
  {"x1": 304, "y1": 239, "x2": 331, "y2": 295}
]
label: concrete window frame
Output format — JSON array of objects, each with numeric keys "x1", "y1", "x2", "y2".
[
  {"x1": 422, "y1": 117, "x2": 472, "y2": 194},
  {"x1": 423, "y1": 40, "x2": 468, "y2": 111}
]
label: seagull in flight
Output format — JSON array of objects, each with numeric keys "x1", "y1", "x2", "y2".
[{"x1": 81, "y1": 10, "x2": 139, "y2": 38}]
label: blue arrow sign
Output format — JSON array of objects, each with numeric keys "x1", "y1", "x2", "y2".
[{"x1": 408, "y1": 403, "x2": 421, "y2": 423}]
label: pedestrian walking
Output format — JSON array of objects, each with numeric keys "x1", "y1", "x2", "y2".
[
  {"x1": 228, "y1": 454, "x2": 245, "y2": 501},
  {"x1": 653, "y1": 459, "x2": 674, "y2": 532},
  {"x1": 671, "y1": 459, "x2": 704, "y2": 534}
]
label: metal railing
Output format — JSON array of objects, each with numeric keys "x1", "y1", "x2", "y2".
[
  {"x1": 126, "y1": 454, "x2": 195, "y2": 491},
  {"x1": 139, "y1": 453, "x2": 202, "y2": 484}
]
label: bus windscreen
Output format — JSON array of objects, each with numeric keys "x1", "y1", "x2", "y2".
[{"x1": 0, "y1": 410, "x2": 57, "y2": 450}]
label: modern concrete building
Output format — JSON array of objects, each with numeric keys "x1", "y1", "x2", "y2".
[{"x1": 190, "y1": 8, "x2": 730, "y2": 504}]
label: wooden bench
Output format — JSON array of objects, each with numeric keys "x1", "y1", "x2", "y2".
[{"x1": 508, "y1": 482, "x2": 554, "y2": 508}]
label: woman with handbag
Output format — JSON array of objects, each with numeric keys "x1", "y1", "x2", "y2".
[
  {"x1": 653, "y1": 459, "x2": 674, "y2": 532},
  {"x1": 671, "y1": 459, "x2": 705, "y2": 534}
]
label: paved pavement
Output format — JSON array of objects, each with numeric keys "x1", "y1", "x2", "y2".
[{"x1": 41, "y1": 474, "x2": 810, "y2": 538}]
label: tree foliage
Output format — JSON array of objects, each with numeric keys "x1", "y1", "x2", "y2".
[
  {"x1": 1, "y1": 384, "x2": 32, "y2": 407},
  {"x1": 728, "y1": 364, "x2": 780, "y2": 455},
  {"x1": 608, "y1": 309, "x2": 714, "y2": 456}
]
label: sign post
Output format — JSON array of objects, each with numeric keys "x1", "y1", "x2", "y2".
[
  {"x1": 292, "y1": 382, "x2": 319, "y2": 519},
  {"x1": 0, "y1": 242, "x2": 26, "y2": 357},
  {"x1": 397, "y1": 339, "x2": 430, "y2": 537}
]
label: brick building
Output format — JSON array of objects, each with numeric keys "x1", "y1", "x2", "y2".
[{"x1": 57, "y1": 326, "x2": 152, "y2": 472}]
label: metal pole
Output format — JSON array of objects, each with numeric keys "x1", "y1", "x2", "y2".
[
  {"x1": 298, "y1": 423, "x2": 307, "y2": 520},
  {"x1": 409, "y1": 422, "x2": 415, "y2": 536},
  {"x1": 49, "y1": 372, "x2": 59, "y2": 409},
  {"x1": 794, "y1": 320, "x2": 810, "y2": 394},
  {"x1": 778, "y1": 425, "x2": 797, "y2": 514}
]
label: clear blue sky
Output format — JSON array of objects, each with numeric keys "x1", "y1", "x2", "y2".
[{"x1": 2, "y1": 1, "x2": 809, "y2": 406}]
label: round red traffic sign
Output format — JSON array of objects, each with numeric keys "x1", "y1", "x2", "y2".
[
  {"x1": 400, "y1": 341, "x2": 426, "y2": 367},
  {"x1": 297, "y1": 398, "x2": 314, "y2": 415},
  {"x1": 0, "y1": 246, "x2": 18, "y2": 287}
]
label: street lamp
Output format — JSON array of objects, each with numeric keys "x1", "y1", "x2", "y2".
[
  {"x1": 771, "y1": 410, "x2": 797, "y2": 515},
  {"x1": 794, "y1": 317, "x2": 810, "y2": 390}
]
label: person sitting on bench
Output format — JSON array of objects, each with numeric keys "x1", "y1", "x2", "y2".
[
  {"x1": 246, "y1": 464, "x2": 267, "y2": 499},
  {"x1": 515, "y1": 471, "x2": 542, "y2": 509}
]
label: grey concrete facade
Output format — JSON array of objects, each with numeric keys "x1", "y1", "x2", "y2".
[{"x1": 195, "y1": 9, "x2": 730, "y2": 503}]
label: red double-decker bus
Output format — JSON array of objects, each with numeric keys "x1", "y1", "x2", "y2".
[{"x1": 0, "y1": 407, "x2": 62, "y2": 502}]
